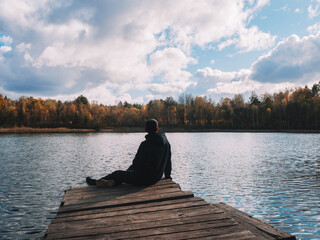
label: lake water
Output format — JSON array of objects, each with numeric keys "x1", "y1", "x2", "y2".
[{"x1": 0, "y1": 132, "x2": 319, "y2": 240}]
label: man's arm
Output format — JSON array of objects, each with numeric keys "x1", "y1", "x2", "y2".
[{"x1": 164, "y1": 144, "x2": 172, "y2": 179}]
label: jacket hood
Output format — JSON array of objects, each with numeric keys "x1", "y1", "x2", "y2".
[{"x1": 145, "y1": 132, "x2": 167, "y2": 146}]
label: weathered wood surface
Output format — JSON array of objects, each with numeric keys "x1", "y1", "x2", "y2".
[{"x1": 43, "y1": 179, "x2": 296, "y2": 240}]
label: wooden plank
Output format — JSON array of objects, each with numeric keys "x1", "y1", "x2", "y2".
[
  {"x1": 63, "y1": 182, "x2": 180, "y2": 200},
  {"x1": 61, "y1": 181, "x2": 179, "y2": 204},
  {"x1": 187, "y1": 230, "x2": 260, "y2": 240},
  {"x1": 131, "y1": 230, "x2": 259, "y2": 240},
  {"x1": 63, "y1": 182, "x2": 177, "y2": 198},
  {"x1": 63, "y1": 181, "x2": 180, "y2": 201},
  {"x1": 56, "y1": 196, "x2": 204, "y2": 218},
  {"x1": 67, "y1": 179, "x2": 176, "y2": 193},
  {"x1": 53, "y1": 198, "x2": 209, "y2": 223},
  {"x1": 49, "y1": 212, "x2": 229, "y2": 234},
  {"x1": 60, "y1": 188, "x2": 194, "y2": 211},
  {"x1": 48, "y1": 205, "x2": 225, "y2": 234},
  {"x1": 61, "y1": 225, "x2": 257, "y2": 240},
  {"x1": 58, "y1": 190, "x2": 194, "y2": 214},
  {"x1": 45, "y1": 218, "x2": 240, "y2": 240},
  {"x1": 49, "y1": 213, "x2": 230, "y2": 235},
  {"x1": 62, "y1": 185, "x2": 182, "y2": 206},
  {"x1": 61, "y1": 183, "x2": 182, "y2": 206},
  {"x1": 214, "y1": 203, "x2": 296, "y2": 240}
]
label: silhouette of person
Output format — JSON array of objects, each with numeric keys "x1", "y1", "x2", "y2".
[{"x1": 86, "y1": 118, "x2": 172, "y2": 187}]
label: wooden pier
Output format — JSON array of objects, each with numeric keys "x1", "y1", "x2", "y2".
[{"x1": 43, "y1": 179, "x2": 296, "y2": 239}]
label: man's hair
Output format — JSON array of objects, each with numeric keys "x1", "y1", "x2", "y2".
[{"x1": 145, "y1": 118, "x2": 158, "y2": 133}]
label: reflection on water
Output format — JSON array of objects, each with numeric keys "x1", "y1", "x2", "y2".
[{"x1": 0, "y1": 132, "x2": 319, "y2": 239}]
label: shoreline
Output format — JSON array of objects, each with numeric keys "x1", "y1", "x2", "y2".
[
  {"x1": 1, "y1": 127, "x2": 320, "y2": 134},
  {"x1": 0, "y1": 127, "x2": 96, "y2": 133}
]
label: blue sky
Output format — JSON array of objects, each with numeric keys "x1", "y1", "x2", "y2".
[{"x1": 1, "y1": 0, "x2": 320, "y2": 104}]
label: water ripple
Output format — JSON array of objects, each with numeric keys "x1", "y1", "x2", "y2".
[{"x1": 0, "y1": 132, "x2": 319, "y2": 239}]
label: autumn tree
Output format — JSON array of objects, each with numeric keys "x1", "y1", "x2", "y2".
[{"x1": 1, "y1": 83, "x2": 320, "y2": 130}]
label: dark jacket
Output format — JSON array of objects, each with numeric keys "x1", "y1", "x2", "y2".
[{"x1": 128, "y1": 132, "x2": 171, "y2": 185}]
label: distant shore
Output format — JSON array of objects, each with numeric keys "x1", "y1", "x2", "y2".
[
  {"x1": 1, "y1": 127, "x2": 320, "y2": 133},
  {"x1": 0, "y1": 127, "x2": 96, "y2": 133}
]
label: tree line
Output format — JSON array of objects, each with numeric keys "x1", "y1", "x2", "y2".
[{"x1": 0, "y1": 82, "x2": 320, "y2": 130}]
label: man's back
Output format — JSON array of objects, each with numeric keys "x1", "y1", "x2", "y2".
[{"x1": 129, "y1": 132, "x2": 171, "y2": 185}]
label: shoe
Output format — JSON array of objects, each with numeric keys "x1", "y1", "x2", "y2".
[
  {"x1": 96, "y1": 179, "x2": 116, "y2": 187},
  {"x1": 86, "y1": 177, "x2": 97, "y2": 185}
]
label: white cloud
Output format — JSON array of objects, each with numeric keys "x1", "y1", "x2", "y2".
[
  {"x1": 307, "y1": 22, "x2": 320, "y2": 35},
  {"x1": 208, "y1": 80, "x2": 261, "y2": 94},
  {"x1": 217, "y1": 26, "x2": 276, "y2": 52},
  {"x1": 250, "y1": 34, "x2": 320, "y2": 83},
  {"x1": 149, "y1": 80, "x2": 195, "y2": 96},
  {"x1": 195, "y1": 32, "x2": 320, "y2": 98},
  {"x1": 0, "y1": 46, "x2": 12, "y2": 54},
  {"x1": 0, "y1": 46, "x2": 12, "y2": 60},
  {"x1": 0, "y1": 35, "x2": 13, "y2": 45},
  {"x1": 0, "y1": 34, "x2": 13, "y2": 60},
  {"x1": 308, "y1": 4, "x2": 320, "y2": 18},
  {"x1": 150, "y1": 47, "x2": 197, "y2": 83},
  {"x1": 16, "y1": 42, "x2": 31, "y2": 52},
  {"x1": 274, "y1": 5, "x2": 289, "y2": 12},
  {"x1": 255, "y1": 0, "x2": 270, "y2": 10},
  {"x1": 196, "y1": 67, "x2": 242, "y2": 82},
  {"x1": 194, "y1": 67, "x2": 251, "y2": 95},
  {"x1": 236, "y1": 26, "x2": 276, "y2": 52},
  {"x1": 217, "y1": 39, "x2": 238, "y2": 51},
  {"x1": 160, "y1": 0, "x2": 248, "y2": 50},
  {"x1": 52, "y1": 84, "x2": 142, "y2": 106},
  {"x1": 295, "y1": 8, "x2": 301, "y2": 13},
  {"x1": 115, "y1": 93, "x2": 144, "y2": 105},
  {"x1": 0, "y1": 0, "x2": 278, "y2": 104}
]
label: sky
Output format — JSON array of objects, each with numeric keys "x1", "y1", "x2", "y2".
[{"x1": 1, "y1": 0, "x2": 320, "y2": 105}]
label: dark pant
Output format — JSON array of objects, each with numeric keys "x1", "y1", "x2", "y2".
[{"x1": 102, "y1": 170, "x2": 143, "y2": 186}]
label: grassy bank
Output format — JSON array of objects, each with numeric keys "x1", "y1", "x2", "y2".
[
  {"x1": 1, "y1": 127, "x2": 320, "y2": 133},
  {"x1": 0, "y1": 127, "x2": 96, "y2": 133}
]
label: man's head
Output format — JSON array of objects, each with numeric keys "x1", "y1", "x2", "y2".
[{"x1": 145, "y1": 118, "x2": 159, "y2": 134}]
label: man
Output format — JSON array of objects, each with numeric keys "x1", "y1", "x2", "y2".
[{"x1": 86, "y1": 118, "x2": 172, "y2": 187}]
